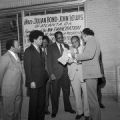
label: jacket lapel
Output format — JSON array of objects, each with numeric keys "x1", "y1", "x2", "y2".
[
  {"x1": 7, "y1": 51, "x2": 22, "y2": 72},
  {"x1": 30, "y1": 45, "x2": 45, "y2": 65},
  {"x1": 30, "y1": 45, "x2": 41, "y2": 58},
  {"x1": 54, "y1": 43, "x2": 61, "y2": 56}
]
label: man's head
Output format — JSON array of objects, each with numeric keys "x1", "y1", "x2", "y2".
[
  {"x1": 54, "y1": 31, "x2": 64, "y2": 44},
  {"x1": 71, "y1": 36, "x2": 80, "y2": 49},
  {"x1": 42, "y1": 35, "x2": 50, "y2": 48},
  {"x1": 81, "y1": 28, "x2": 94, "y2": 42},
  {"x1": 6, "y1": 39, "x2": 21, "y2": 53},
  {"x1": 29, "y1": 30, "x2": 44, "y2": 47}
]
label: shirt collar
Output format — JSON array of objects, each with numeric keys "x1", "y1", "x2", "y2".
[{"x1": 8, "y1": 50, "x2": 19, "y2": 61}]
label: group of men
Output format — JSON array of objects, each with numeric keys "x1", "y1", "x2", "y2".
[{"x1": 0, "y1": 28, "x2": 105, "y2": 120}]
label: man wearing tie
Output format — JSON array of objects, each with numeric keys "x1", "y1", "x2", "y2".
[
  {"x1": 24, "y1": 30, "x2": 49, "y2": 120},
  {"x1": 0, "y1": 39, "x2": 23, "y2": 120},
  {"x1": 68, "y1": 36, "x2": 89, "y2": 120},
  {"x1": 47, "y1": 31, "x2": 75, "y2": 118},
  {"x1": 42, "y1": 35, "x2": 51, "y2": 114}
]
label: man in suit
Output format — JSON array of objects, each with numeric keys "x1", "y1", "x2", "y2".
[
  {"x1": 0, "y1": 39, "x2": 23, "y2": 120},
  {"x1": 24, "y1": 30, "x2": 49, "y2": 120},
  {"x1": 68, "y1": 36, "x2": 89, "y2": 120},
  {"x1": 97, "y1": 51, "x2": 106, "y2": 108},
  {"x1": 47, "y1": 31, "x2": 75, "y2": 118},
  {"x1": 76, "y1": 28, "x2": 102, "y2": 120},
  {"x1": 42, "y1": 35, "x2": 51, "y2": 115}
]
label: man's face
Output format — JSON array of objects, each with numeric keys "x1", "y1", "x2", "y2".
[
  {"x1": 56, "y1": 33, "x2": 64, "y2": 44},
  {"x1": 13, "y1": 40, "x2": 21, "y2": 53},
  {"x1": 42, "y1": 39, "x2": 48, "y2": 48},
  {"x1": 71, "y1": 37, "x2": 80, "y2": 49},
  {"x1": 81, "y1": 32, "x2": 87, "y2": 42},
  {"x1": 35, "y1": 36, "x2": 43, "y2": 46}
]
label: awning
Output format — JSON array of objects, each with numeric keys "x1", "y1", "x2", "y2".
[{"x1": 0, "y1": 0, "x2": 86, "y2": 10}]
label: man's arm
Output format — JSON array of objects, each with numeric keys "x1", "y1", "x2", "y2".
[
  {"x1": 23, "y1": 49, "x2": 33, "y2": 87},
  {"x1": 76, "y1": 39, "x2": 97, "y2": 61},
  {"x1": 0, "y1": 55, "x2": 9, "y2": 87}
]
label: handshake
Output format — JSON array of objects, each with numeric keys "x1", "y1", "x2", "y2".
[{"x1": 58, "y1": 48, "x2": 81, "y2": 65}]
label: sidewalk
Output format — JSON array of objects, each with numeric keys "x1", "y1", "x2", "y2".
[
  {"x1": 0, "y1": 95, "x2": 120, "y2": 120},
  {"x1": 45, "y1": 96, "x2": 120, "y2": 120}
]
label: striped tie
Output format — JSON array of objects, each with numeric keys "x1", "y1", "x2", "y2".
[{"x1": 60, "y1": 44, "x2": 63, "y2": 55}]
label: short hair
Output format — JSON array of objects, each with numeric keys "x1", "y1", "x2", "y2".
[
  {"x1": 29, "y1": 30, "x2": 44, "y2": 43},
  {"x1": 43, "y1": 35, "x2": 50, "y2": 43},
  {"x1": 82, "y1": 28, "x2": 94, "y2": 36},
  {"x1": 71, "y1": 36, "x2": 80, "y2": 42},
  {"x1": 54, "y1": 31, "x2": 63, "y2": 39},
  {"x1": 6, "y1": 39, "x2": 17, "y2": 50}
]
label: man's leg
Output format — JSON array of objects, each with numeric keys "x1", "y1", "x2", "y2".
[
  {"x1": 2, "y1": 96, "x2": 18, "y2": 120},
  {"x1": 37, "y1": 86, "x2": 46, "y2": 120},
  {"x1": 14, "y1": 95, "x2": 22, "y2": 120},
  {"x1": 60, "y1": 72, "x2": 75, "y2": 112},
  {"x1": 81, "y1": 82, "x2": 89, "y2": 117},
  {"x1": 71, "y1": 79, "x2": 83, "y2": 115},
  {"x1": 86, "y1": 78, "x2": 101, "y2": 120},
  {"x1": 51, "y1": 80, "x2": 60, "y2": 117},
  {"x1": 97, "y1": 78, "x2": 105, "y2": 108},
  {"x1": 45, "y1": 80, "x2": 51, "y2": 114},
  {"x1": 28, "y1": 89, "x2": 38, "y2": 120}
]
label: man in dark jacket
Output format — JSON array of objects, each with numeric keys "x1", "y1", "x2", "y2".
[
  {"x1": 24, "y1": 30, "x2": 49, "y2": 120},
  {"x1": 47, "y1": 31, "x2": 75, "y2": 118}
]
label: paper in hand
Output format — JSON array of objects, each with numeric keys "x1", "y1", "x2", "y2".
[{"x1": 58, "y1": 49, "x2": 72, "y2": 65}]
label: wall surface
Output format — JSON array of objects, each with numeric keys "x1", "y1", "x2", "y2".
[{"x1": 85, "y1": 0, "x2": 120, "y2": 97}]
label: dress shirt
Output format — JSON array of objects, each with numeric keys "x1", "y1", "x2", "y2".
[
  {"x1": 56, "y1": 42, "x2": 65, "y2": 53},
  {"x1": 32, "y1": 43, "x2": 40, "y2": 53},
  {"x1": 8, "y1": 50, "x2": 19, "y2": 61}
]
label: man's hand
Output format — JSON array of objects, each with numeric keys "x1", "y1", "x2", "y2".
[
  {"x1": 51, "y1": 74, "x2": 56, "y2": 80},
  {"x1": 68, "y1": 58, "x2": 74, "y2": 64},
  {"x1": 30, "y1": 82, "x2": 36, "y2": 88}
]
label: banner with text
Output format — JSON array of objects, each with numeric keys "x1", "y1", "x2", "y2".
[{"x1": 23, "y1": 11, "x2": 85, "y2": 50}]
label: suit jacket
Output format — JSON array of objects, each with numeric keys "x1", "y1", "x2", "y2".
[
  {"x1": 24, "y1": 44, "x2": 49, "y2": 88},
  {"x1": 68, "y1": 46, "x2": 84, "y2": 81},
  {"x1": 47, "y1": 42, "x2": 69, "y2": 80},
  {"x1": 77, "y1": 36, "x2": 102, "y2": 79},
  {"x1": 0, "y1": 51, "x2": 23, "y2": 97}
]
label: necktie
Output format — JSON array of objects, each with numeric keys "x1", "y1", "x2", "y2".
[
  {"x1": 76, "y1": 48, "x2": 79, "y2": 54},
  {"x1": 44, "y1": 48, "x2": 47, "y2": 55},
  {"x1": 60, "y1": 44, "x2": 63, "y2": 55}
]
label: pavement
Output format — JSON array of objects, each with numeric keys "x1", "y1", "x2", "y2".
[
  {"x1": 0, "y1": 95, "x2": 120, "y2": 120},
  {"x1": 45, "y1": 96, "x2": 120, "y2": 120}
]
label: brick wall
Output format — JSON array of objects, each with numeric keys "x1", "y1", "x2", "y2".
[{"x1": 85, "y1": 0, "x2": 120, "y2": 97}]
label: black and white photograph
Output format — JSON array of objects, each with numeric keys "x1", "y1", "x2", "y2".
[{"x1": 0, "y1": 0, "x2": 120, "y2": 120}]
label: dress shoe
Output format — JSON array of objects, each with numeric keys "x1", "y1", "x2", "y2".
[
  {"x1": 99, "y1": 103, "x2": 105, "y2": 108},
  {"x1": 65, "y1": 109, "x2": 76, "y2": 114},
  {"x1": 51, "y1": 113, "x2": 56, "y2": 118},
  {"x1": 45, "y1": 110, "x2": 50, "y2": 115},
  {"x1": 84, "y1": 116, "x2": 90, "y2": 120},
  {"x1": 75, "y1": 114, "x2": 84, "y2": 119}
]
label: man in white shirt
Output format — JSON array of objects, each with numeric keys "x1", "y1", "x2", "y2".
[
  {"x1": 0, "y1": 39, "x2": 23, "y2": 120},
  {"x1": 68, "y1": 36, "x2": 89, "y2": 120}
]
